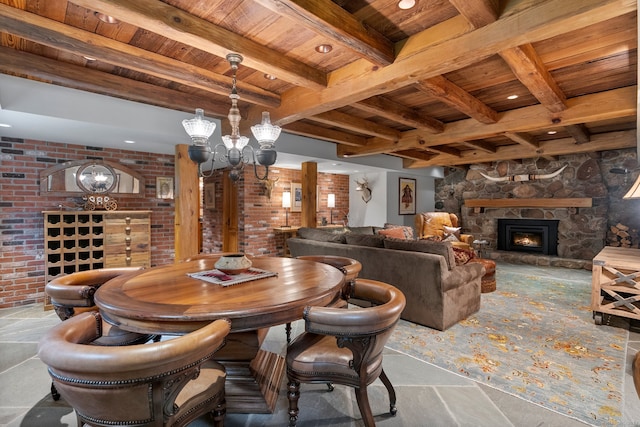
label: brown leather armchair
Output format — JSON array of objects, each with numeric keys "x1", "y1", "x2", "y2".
[
  {"x1": 633, "y1": 351, "x2": 640, "y2": 398},
  {"x1": 45, "y1": 268, "x2": 158, "y2": 400},
  {"x1": 38, "y1": 311, "x2": 230, "y2": 427},
  {"x1": 415, "y1": 212, "x2": 474, "y2": 248},
  {"x1": 286, "y1": 278, "x2": 406, "y2": 427}
]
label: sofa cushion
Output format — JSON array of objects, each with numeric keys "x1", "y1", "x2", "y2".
[
  {"x1": 297, "y1": 227, "x2": 346, "y2": 243},
  {"x1": 383, "y1": 238, "x2": 456, "y2": 270},
  {"x1": 345, "y1": 233, "x2": 386, "y2": 247},
  {"x1": 346, "y1": 226, "x2": 375, "y2": 235}
]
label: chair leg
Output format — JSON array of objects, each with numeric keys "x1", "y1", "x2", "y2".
[
  {"x1": 211, "y1": 399, "x2": 226, "y2": 427},
  {"x1": 285, "y1": 322, "x2": 292, "y2": 344},
  {"x1": 379, "y1": 368, "x2": 397, "y2": 416},
  {"x1": 287, "y1": 379, "x2": 300, "y2": 426},
  {"x1": 354, "y1": 386, "x2": 376, "y2": 427},
  {"x1": 51, "y1": 382, "x2": 60, "y2": 401}
]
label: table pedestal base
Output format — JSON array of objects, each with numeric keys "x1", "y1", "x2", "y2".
[
  {"x1": 216, "y1": 329, "x2": 286, "y2": 413},
  {"x1": 222, "y1": 349, "x2": 286, "y2": 413}
]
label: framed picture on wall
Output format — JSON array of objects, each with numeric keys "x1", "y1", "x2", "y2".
[
  {"x1": 156, "y1": 176, "x2": 174, "y2": 199},
  {"x1": 399, "y1": 177, "x2": 416, "y2": 215},
  {"x1": 204, "y1": 182, "x2": 216, "y2": 209},
  {"x1": 291, "y1": 183, "x2": 302, "y2": 212}
]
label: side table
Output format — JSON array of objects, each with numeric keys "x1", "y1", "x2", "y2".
[{"x1": 273, "y1": 226, "x2": 300, "y2": 257}]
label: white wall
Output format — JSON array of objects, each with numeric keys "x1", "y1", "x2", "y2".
[{"x1": 348, "y1": 171, "x2": 438, "y2": 228}]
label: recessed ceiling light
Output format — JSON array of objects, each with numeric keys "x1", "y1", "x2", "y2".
[
  {"x1": 398, "y1": 0, "x2": 416, "y2": 10},
  {"x1": 547, "y1": 130, "x2": 557, "y2": 135},
  {"x1": 94, "y1": 12, "x2": 119, "y2": 24},
  {"x1": 264, "y1": 74, "x2": 277, "y2": 80},
  {"x1": 83, "y1": 55, "x2": 97, "y2": 61},
  {"x1": 507, "y1": 94, "x2": 518, "y2": 100},
  {"x1": 0, "y1": 123, "x2": 12, "y2": 128},
  {"x1": 124, "y1": 140, "x2": 136, "y2": 144},
  {"x1": 315, "y1": 44, "x2": 333, "y2": 54}
]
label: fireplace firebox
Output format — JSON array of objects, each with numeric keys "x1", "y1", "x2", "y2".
[{"x1": 497, "y1": 219, "x2": 559, "y2": 255}]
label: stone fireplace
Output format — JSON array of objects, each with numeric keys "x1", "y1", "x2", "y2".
[{"x1": 497, "y1": 218, "x2": 559, "y2": 256}]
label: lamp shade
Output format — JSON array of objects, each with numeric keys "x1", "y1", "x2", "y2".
[
  {"x1": 282, "y1": 191, "x2": 291, "y2": 208},
  {"x1": 327, "y1": 194, "x2": 336, "y2": 208},
  {"x1": 624, "y1": 174, "x2": 640, "y2": 199}
]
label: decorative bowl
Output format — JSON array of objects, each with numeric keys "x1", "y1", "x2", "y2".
[{"x1": 214, "y1": 253, "x2": 252, "y2": 275}]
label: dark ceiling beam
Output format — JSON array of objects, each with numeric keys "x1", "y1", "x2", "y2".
[{"x1": 0, "y1": 47, "x2": 227, "y2": 116}]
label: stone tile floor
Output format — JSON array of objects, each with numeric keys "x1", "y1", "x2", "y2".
[{"x1": 1, "y1": 264, "x2": 640, "y2": 426}]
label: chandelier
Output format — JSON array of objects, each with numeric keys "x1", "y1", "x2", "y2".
[{"x1": 182, "y1": 53, "x2": 281, "y2": 181}]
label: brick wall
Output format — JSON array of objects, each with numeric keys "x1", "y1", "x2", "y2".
[
  {"x1": 1, "y1": 136, "x2": 350, "y2": 308},
  {"x1": 201, "y1": 167, "x2": 350, "y2": 257},
  {"x1": 0, "y1": 137, "x2": 175, "y2": 308}
]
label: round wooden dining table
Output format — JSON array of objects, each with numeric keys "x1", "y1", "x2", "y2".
[{"x1": 95, "y1": 255, "x2": 345, "y2": 414}]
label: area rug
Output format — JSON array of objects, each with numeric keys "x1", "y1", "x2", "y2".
[{"x1": 386, "y1": 263, "x2": 628, "y2": 426}]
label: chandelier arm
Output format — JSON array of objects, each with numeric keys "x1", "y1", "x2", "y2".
[{"x1": 199, "y1": 161, "x2": 215, "y2": 178}]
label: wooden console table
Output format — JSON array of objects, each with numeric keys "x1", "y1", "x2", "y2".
[{"x1": 591, "y1": 246, "x2": 640, "y2": 324}]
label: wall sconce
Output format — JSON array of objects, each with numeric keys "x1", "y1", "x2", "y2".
[
  {"x1": 327, "y1": 193, "x2": 336, "y2": 224},
  {"x1": 282, "y1": 191, "x2": 291, "y2": 227}
]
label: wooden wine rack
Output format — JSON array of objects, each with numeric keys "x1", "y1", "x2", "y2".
[{"x1": 43, "y1": 210, "x2": 151, "y2": 307}]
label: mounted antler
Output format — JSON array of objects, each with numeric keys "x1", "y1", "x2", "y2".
[
  {"x1": 355, "y1": 178, "x2": 372, "y2": 203},
  {"x1": 479, "y1": 165, "x2": 568, "y2": 182},
  {"x1": 258, "y1": 176, "x2": 279, "y2": 199}
]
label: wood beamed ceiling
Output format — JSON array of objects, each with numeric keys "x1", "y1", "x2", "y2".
[{"x1": 0, "y1": 0, "x2": 636, "y2": 169}]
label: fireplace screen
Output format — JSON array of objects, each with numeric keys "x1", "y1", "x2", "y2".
[
  {"x1": 512, "y1": 232, "x2": 543, "y2": 248},
  {"x1": 497, "y1": 219, "x2": 559, "y2": 255}
]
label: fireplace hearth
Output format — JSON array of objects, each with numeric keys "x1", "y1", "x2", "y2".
[{"x1": 497, "y1": 219, "x2": 559, "y2": 255}]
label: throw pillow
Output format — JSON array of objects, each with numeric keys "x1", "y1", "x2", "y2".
[
  {"x1": 383, "y1": 238, "x2": 456, "y2": 270},
  {"x1": 383, "y1": 223, "x2": 414, "y2": 240},
  {"x1": 345, "y1": 233, "x2": 386, "y2": 247},
  {"x1": 443, "y1": 225, "x2": 461, "y2": 238},
  {"x1": 452, "y1": 246, "x2": 475, "y2": 265},
  {"x1": 377, "y1": 227, "x2": 406, "y2": 239}
]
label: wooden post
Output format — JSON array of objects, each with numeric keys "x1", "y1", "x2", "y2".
[
  {"x1": 222, "y1": 170, "x2": 239, "y2": 252},
  {"x1": 174, "y1": 144, "x2": 200, "y2": 262},
  {"x1": 301, "y1": 162, "x2": 317, "y2": 227}
]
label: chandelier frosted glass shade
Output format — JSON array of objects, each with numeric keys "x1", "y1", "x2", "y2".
[
  {"x1": 222, "y1": 135, "x2": 249, "y2": 150},
  {"x1": 182, "y1": 108, "x2": 216, "y2": 146},
  {"x1": 251, "y1": 112, "x2": 281, "y2": 148}
]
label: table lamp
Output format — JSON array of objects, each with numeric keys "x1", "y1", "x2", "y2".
[
  {"x1": 282, "y1": 191, "x2": 291, "y2": 227},
  {"x1": 327, "y1": 193, "x2": 335, "y2": 224}
]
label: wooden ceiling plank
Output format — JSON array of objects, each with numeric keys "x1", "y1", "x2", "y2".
[
  {"x1": 67, "y1": 0, "x2": 327, "y2": 89},
  {"x1": 253, "y1": 0, "x2": 394, "y2": 66},
  {"x1": 0, "y1": 46, "x2": 227, "y2": 115},
  {"x1": 308, "y1": 110, "x2": 400, "y2": 141},
  {"x1": 448, "y1": 0, "x2": 500, "y2": 28},
  {"x1": 267, "y1": 0, "x2": 633, "y2": 125},
  {"x1": 282, "y1": 121, "x2": 368, "y2": 146},
  {"x1": 405, "y1": 130, "x2": 635, "y2": 167},
  {"x1": 503, "y1": 131, "x2": 539, "y2": 149},
  {"x1": 391, "y1": 149, "x2": 437, "y2": 162},
  {"x1": 417, "y1": 75, "x2": 499, "y2": 124},
  {"x1": 461, "y1": 140, "x2": 497, "y2": 153},
  {"x1": 354, "y1": 96, "x2": 444, "y2": 133},
  {"x1": 424, "y1": 145, "x2": 462, "y2": 157},
  {"x1": 0, "y1": 4, "x2": 280, "y2": 107},
  {"x1": 341, "y1": 85, "x2": 636, "y2": 156},
  {"x1": 565, "y1": 124, "x2": 591, "y2": 144},
  {"x1": 499, "y1": 43, "x2": 567, "y2": 113}
]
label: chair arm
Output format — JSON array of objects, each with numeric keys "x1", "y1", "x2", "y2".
[
  {"x1": 460, "y1": 234, "x2": 474, "y2": 245},
  {"x1": 39, "y1": 313, "x2": 231, "y2": 376},
  {"x1": 303, "y1": 280, "x2": 405, "y2": 337}
]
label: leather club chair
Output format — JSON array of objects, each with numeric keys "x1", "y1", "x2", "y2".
[
  {"x1": 415, "y1": 211, "x2": 474, "y2": 249},
  {"x1": 292, "y1": 255, "x2": 362, "y2": 343},
  {"x1": 286, "y1": 278, "x2": 406, "y2": 427},
  {"x1": 38, "y1": 311, "x2": 231, "y2": 427},
  {"x1": 45, "y1": 267, "x2": 159, "y2": 400},
  {"x1": 633, "y1": 351, "x2": 640, "y2": 399}
]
